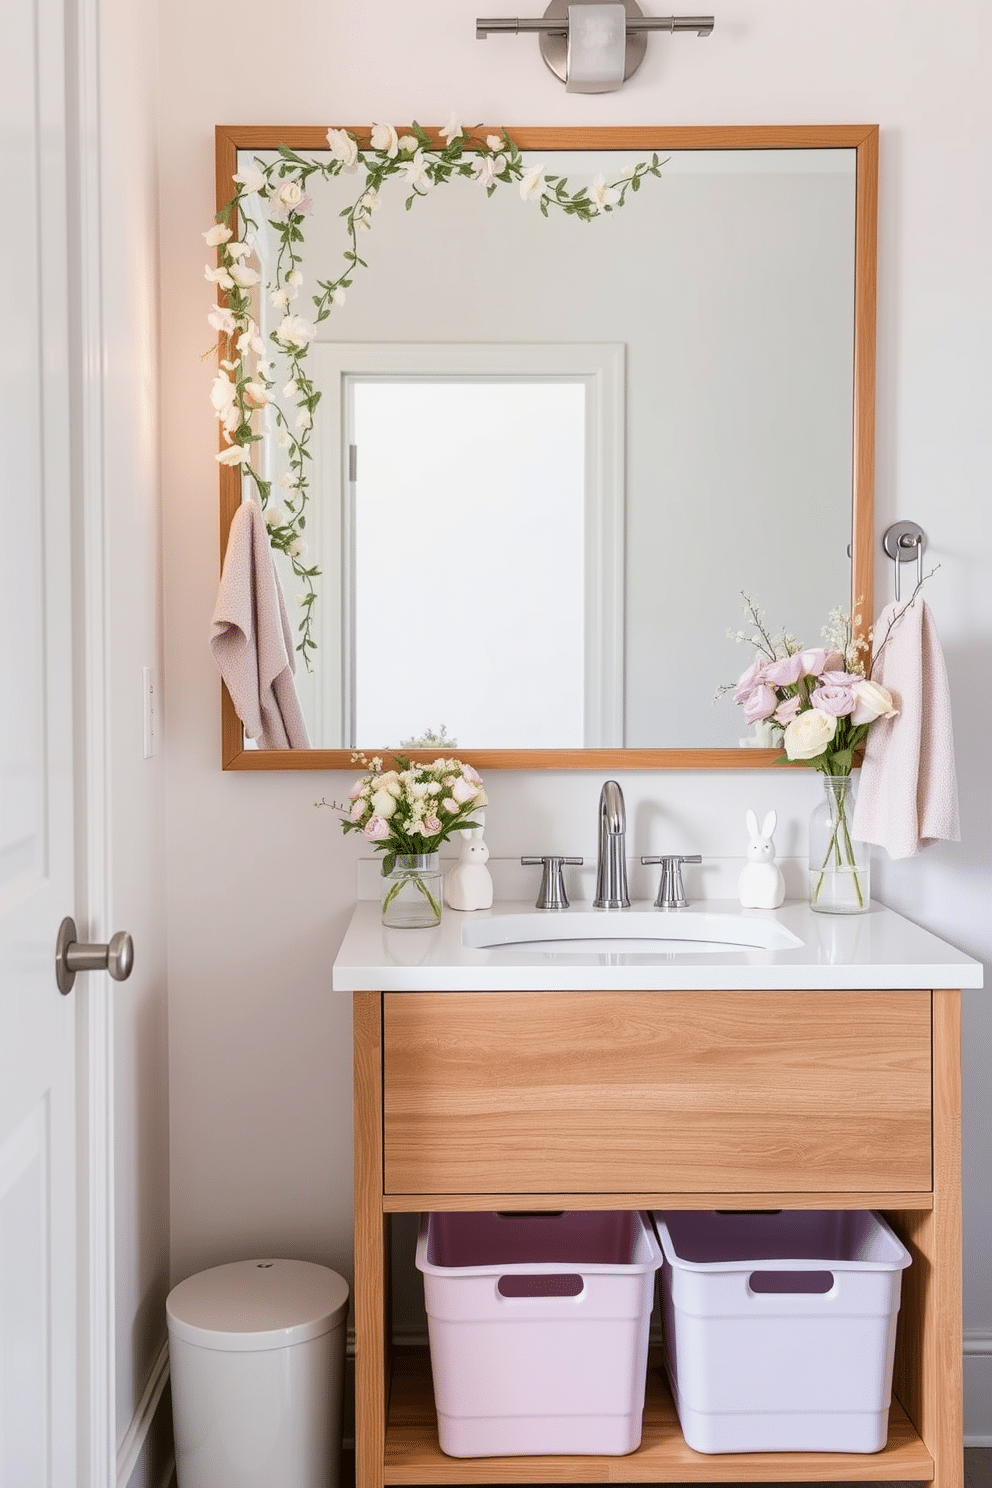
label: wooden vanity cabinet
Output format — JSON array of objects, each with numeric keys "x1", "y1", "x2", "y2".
[{"x1": 353, "y1": 987, "x2": 963, "y2": 1488}]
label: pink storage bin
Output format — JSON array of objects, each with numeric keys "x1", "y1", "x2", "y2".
[
  {"x1": 416, "y1": 1210, "x2": 661, "y2": 1457},
  {"x1": 653, "y1": 1209, "x2": 912, "y2": 1455}
]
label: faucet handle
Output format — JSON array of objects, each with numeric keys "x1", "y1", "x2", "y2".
[
  {"x1": 640, "y1": 854, "x2": 702, "y2": 910},
  {"x1": 521, "y1": 856, "x2": 583, "y2": 911}
]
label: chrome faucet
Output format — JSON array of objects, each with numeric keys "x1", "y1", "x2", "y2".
[{"x1": 593, "y1": 779, "x2": 630, "y2": 909}]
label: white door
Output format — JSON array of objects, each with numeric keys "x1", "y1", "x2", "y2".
[{"x1": 1, "y1": 0, "x2": 81, "y2": 1480}]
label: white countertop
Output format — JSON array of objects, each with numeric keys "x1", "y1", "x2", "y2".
[{"x1": 332, "y1": 897, "x2": 984, "y2": 993}]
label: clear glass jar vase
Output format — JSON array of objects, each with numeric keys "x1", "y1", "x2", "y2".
[
  {"x1": 380, "y1": 853, "x2": 442, "y2": 928},
  {"x1": 808, "y1": 774, "x2": 870, "y2": 915}
]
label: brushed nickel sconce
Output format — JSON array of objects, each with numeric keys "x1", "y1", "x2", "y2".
[{"x1": 477, "y1": 1, "x2": 714, "y2": 93}]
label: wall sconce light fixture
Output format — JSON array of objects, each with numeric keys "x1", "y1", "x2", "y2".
[{"x1": 477, "y1": 1, "x2": 714, "y2": 93}]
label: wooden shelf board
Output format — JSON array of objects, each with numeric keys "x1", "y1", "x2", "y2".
[
  {"x1": 382, "y1": 1194, "x2": 934, "y2": 1214},
  {"x1": 382, "y1": 1348, "x2": 934, "y2": 1484}
]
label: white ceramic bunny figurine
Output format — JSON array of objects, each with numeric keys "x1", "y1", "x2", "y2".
[
  {"x1": 444, "y1": 826, "x2": 494, "y2": 911},
  {"x1": 738, "y1": 809, "x2": 786, "y2": 909}
]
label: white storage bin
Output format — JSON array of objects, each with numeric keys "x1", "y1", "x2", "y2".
[
  {"x1": 416, "y1": 1210, "x2": 662, "y2": 1457},
  {"x1": 652, "y1": 1210, "x2": 912, "y2": 1455}
]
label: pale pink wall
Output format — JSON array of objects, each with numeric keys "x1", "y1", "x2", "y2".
[{"x1": 157, "y1": 0, "x2": 992, "y2": 1438}]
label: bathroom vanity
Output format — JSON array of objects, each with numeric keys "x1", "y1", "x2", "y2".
[{"x1": 333, "y1": 896, "x2": 983, "y2": 1488}]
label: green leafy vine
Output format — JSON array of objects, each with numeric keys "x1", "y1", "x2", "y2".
[{"x1": 206, "y1": 120, "x2": 663, "y2": 663}]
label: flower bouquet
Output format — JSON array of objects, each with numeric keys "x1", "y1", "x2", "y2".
[
  {"x1": 336, "y1": 754, "x2": 487, "y2": 926},
  {"x1": 726, "y1": 598, "x2": 900, "y2": 913}
]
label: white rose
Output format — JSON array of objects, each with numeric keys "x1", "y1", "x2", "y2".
[
  {"x1": 203, "y1": 223, "x2": 232, "y2": 246},
  {"x1": 782, "y1": 707, "x2": 838, "y2": 761},
  {"x1": 274, "y1": 180, "x2": 305, "y2": 211},
  {"x1": 850, "y1": 678, "x2": 898, "y2": 725},
  {"x1": 225, "y1": 240, "x2": 252, "y2": 260},
  {"x1": 243, "y1": 382, "x2": 268, "y2": 408},
  {"x1": 370, "y1": 122, "x2": 399, "y2": 157},
  {"x1": 370, "y1": 788, "x2": 397, "y2": 818}
]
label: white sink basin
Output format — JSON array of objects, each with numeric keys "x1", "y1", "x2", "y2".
[{"x1": 461, "y1": 910, "x2": 804, "y2": 957}]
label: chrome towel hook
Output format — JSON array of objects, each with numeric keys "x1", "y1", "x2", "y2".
[{"x1": 882, "y1": 521, "x2": 925, "y2": 602}]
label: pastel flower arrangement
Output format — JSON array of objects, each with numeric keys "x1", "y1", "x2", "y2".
[
  {"x1": 336, "y1": 753, "x2": 488, "y2": 879},
  {"x1": 205, "y1": 119, "x2": 663, "y2": 660},
  {"x1": 727, "y1": 595, "x2": 899, "y2": 775}
]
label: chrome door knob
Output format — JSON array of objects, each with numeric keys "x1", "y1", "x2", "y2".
[{"x1": 55, "y1": 916, "x2": 134, "y2": 995}]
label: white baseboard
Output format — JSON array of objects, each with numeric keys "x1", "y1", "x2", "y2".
[
  {"x1": 965, "y1": 1331, "x2": 992, "y2": 1446},
  {"x1": 117, "y1": 1336, "x2": 171, "y2": 1488}
]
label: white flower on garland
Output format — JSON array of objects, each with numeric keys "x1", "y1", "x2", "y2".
[
  {"x1": 589, "y1": 173, "x2": 621, "y2": 213},
  {"x1": 325, "y1": 128, "x2": 359, "y2": 171},
  {"x1": 402, "y1": 151, "x2": 433, "y2": 195},
  {"x1": 369, "y1": 122, "x2": 399, "y2": 157},
  {"x1": 216, "y1": 444, "x2": 250, "y2": 466},
  {"x1": 232, "y1": 164, "x2": 266, "y2": 193},
  {"x1": 275, "y1": 314, "x2": 316, "y2": 350},
  {"x1": 519, "y1": 164, "x2": 546, "y2": 201}
]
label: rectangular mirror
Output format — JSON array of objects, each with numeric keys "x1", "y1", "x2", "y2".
[{"x1": 215, "y1": 124, "x2": 877, "y2": 770}]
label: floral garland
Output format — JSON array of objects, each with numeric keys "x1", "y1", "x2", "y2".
[{"x1": 205, "y1": 118, "x2": 663, "y2": 661}]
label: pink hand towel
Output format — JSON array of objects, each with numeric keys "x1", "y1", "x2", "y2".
[
  {"x1": 852, "y1": 598, "x2": 959, "y2": 859},
  {"x1": 210, "y1": 501, "x2": 311, "y2": 750}
]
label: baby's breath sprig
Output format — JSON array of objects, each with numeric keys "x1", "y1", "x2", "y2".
[{"x1": 206, "y1": 122, "x2": 664, "y2": 662}]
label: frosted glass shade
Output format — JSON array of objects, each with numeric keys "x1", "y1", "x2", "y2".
[{"x1": 566, "y1": 3, "x2": 627, "y2": 92}]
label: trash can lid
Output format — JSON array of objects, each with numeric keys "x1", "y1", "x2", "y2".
[{"x1": 166, "y1": 1259, "x2": 350, "y2": 1353}]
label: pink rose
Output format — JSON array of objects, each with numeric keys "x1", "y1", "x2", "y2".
[
  {"x1": 421, "y1": 813, "x2": 442, "y2": 834},
  {"x1": 350, "y1": 800, "x2": 365, "y2": 822},
  {"x1": 363, "y1": 815, "x2": 390, "y2": 841},
  {"x1": 733, "y1": 660, "x2": 767, "y2": 704},
  {"x1": 797, "y1": 648, "x2": 845, "y2": 676},
  {"x1": 774, "y1": 695, "x2": 802, "y2": 724},
  {"x1": 451, "y1": 777, "x2": 477, "y2": 803},
  {"x1": 743, "y1": 684, "x2": 778, "y2": 723},
  {"x1": 348, "y1": 779, "x2": 367, "y2": 798},
  {"x1": 762, "y1": 654, "x2": 805, "y2": 686},
  {"x1": 810, "y1": 677, "x2": 856, "y2": 716}
]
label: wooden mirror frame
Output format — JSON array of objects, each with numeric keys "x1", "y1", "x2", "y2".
[{"x1": 216, "y1": 123, "x2": 877, "y2": 772}]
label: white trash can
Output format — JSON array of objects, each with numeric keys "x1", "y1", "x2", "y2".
[{"x1": 167, "y1": 1259, "x2": 349, "y2": 1488}]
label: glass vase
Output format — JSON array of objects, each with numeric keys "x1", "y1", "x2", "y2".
[
  {"x1": 381, "y1": 853, "x2": 442, "y2": 928},
  {"x1": 808, "y1": 775, "x2": 870, "y2": 915}
]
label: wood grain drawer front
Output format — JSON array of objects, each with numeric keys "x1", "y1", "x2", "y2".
[{"x1": 382, "y1": 990, "x2": 932, "y2": 1195}]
